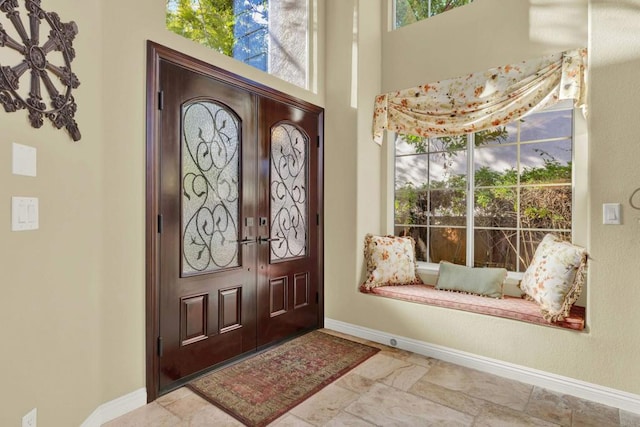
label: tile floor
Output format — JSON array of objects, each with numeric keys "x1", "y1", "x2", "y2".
[{"x1": 105, "y1": 330, "x2": 640, "y2": 426}]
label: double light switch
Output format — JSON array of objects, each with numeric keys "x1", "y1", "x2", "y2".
[
  {"x1": 12, "y1": 197, "x2": 39, "y2": 231},
  {"x1": 12, "y1": 143, "x2": 39, "y2": 231}
]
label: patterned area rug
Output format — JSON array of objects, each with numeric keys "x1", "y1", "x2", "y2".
[{"x1": 188, "y1": 330, "x2": 379, "y2": 426}]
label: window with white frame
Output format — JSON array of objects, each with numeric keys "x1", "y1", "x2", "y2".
[
  {"x1": 166, "y1": 0, "x2": 311, "y2": 89},
  {"x1": 394, "y1": 0, "x2": 473, "y2": 28},
  {"x1": 394, "y1": 101, "x2": 578, "y2": 272}
]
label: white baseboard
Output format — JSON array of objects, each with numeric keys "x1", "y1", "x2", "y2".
[
  {"x1": 80, "y1": 388, "x2": 147, "y2": 427},
  {"x1": 325, "y1": 318, "x2": 640, "y2": 415}
]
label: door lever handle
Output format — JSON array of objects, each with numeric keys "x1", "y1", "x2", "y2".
[
  {"x1": 238, "y1": 238, "x2": 257, "y2": 245},
  {"x1": 258, "y1": 236, "x2": 281, "y2": 244}
]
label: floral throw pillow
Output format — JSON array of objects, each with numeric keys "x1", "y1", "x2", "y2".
[
  {"x1": 519, "y1": 234, "x2": 588, "y2": 322},
  {"x1": 360, "y1": 234, "x2": 423, "y2": 292}
]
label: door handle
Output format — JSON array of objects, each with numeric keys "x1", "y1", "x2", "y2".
[
  {"x1": 238, "y1": 238, "x2": 257, "y2": 245},
  {"x1": 258, "y1": 236, "x2": 281, "y2": 244}
]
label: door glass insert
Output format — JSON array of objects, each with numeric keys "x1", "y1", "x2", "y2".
[
  {"x1": 270, "y1": 123, "x2": 308, "y2": 262},
  {"x1": 182, "y1": 101, "x2": 241, "y2": 275}
]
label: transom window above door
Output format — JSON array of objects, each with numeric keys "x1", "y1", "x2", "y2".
[
  {"x1": 166, "y1": 0, "x2": 311, "y2": 89},
  {"x1": 394, "y1": 0, "x2": 473, "y2": 28}
]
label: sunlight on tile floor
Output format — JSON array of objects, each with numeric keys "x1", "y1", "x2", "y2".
[{"x1": 105, "y1": 330, "x2": 640, "y2": 427}]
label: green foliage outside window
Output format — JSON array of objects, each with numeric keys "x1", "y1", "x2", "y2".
[
  {"x1": 395, "y1": 0, "x2": 474, "y2": 28},
  {"x1": 396, "y1": 162, "x2": 571, "y2": 226},
  {"x1": 395, "y1": 127, "x2": 573, "y2": 270},
  {"x1": 166, "y1": 0, "x2": 236, "y2": 56}
]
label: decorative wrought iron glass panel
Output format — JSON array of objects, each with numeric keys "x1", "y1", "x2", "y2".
[
  {"x1": 270, "y1": 123, "x2": 308, "y2": 262},
  {"x1": 182, "y1": 101, "x2": 240, "y2": 275}
]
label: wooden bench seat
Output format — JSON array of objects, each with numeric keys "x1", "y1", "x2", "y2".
[{"x1": 363, "y1": 284, "x2": 585, "y2": 331}]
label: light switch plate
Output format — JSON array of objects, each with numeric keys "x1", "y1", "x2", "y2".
[
  {"x1": 603, "y1": 203, "x2": 621, "y2": 225},
  {"x1": 22, "y1": 408, "x2": 37, "y2": 427},
  {"x1": 12, "y1": 197, "x2": 39, "y2": 231},
  {"x1": 12, "y1": 143, "x2": 37, "y2": 177}
]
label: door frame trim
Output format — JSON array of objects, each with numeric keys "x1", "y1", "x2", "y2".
[{"x1": 145, "y1": 41, "x2": 324, "y2": 401}]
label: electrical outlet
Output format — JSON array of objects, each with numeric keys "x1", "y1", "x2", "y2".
[{"x1": 22, "y1": 408, "x2": 37, "y2": 427}]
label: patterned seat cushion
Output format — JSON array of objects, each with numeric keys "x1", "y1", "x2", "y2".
[{"x1": 364, "y1": 284, "x2": 585, "y2": 331}]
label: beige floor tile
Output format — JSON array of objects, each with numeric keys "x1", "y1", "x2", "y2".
[
  {"x1": 373, "y1": 340, "x2": 420, "y2": 358},
  {"x1": 525, "y1": 387, "x2": 572, "y2": 426},
  {"x1": 323, "y1": 411, "x2": 377, "y2": 426},
  {"x1": 571, "y1": 412, "x2": 620, "y2": 426},
  {"x1": 620, "y1": 409, "x2": 640, "y2": 427},
  {"x1": 103, "y1": 402, "x2": 182, "y2": 427},
  {"x1": 381, "y1": 363, "x2": 429, "y2": 391},
  {"x1": 163, "y1": 391, "x2": 212, "y2": 420},
  {"x1": 334, "y1": 372, "x2": 377, "y2": 394},
  {"x1": 425, "y1": 360, "x2": 533, "y2": 411},
  {"x1": 179, "y1": 404, "x2": 245, "y2": 427},
  {"x1": 474, "y1": 404, "x2": 560, "y2": 427},
  {"x1": 268, "y1": 413, "x2": 315, "y2": 426},
  {"x1": 379, "y1": 347, "x2": 415, "y2": 360},
  {"x1": 156, "y1": 387, "x2": 195, "y2": 408},
  {"x1": 409, "y1": 377, "x2": 489, "y2": 416},
  {"x1": 361, "y1": 339, "x2": 397, "y2": 353},
  {"x1": 404, "y1": 352, "x2": 437, "y2": 369},
  {"x1": 421, "y1": 360, "x2": 468, "y2": 391},
  {"x1": 351, "y1": 353, "x2": 426, "y2": 391},
  {"x1": 566, "y1": 395, "x2": 620, "y2": 427},
  {"x1": 289, "y1": 382, "x2": 360, "y2": 426},
  {"x1": 319, "y1": 329, "x2": 370, "y2": 345},
  {"x1": 345, "y1": 382, "x2": 474, "y2": 426}
]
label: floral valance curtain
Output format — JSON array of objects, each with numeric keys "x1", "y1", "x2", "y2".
[{"x1": 372, "y1": 48, "x2": 587, "y2": 144}]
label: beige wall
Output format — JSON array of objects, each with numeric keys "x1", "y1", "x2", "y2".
[
  {"x1": 1, "y1": 0, "x2": 325, "y2": 425},
  {"x1": 1, "y1": 0, "x2": 639, "y2": 425},
  {"x1": 326, "y1": 0, "x2": 640, "y2": 398},
  {"x1": 324, "y1": 0, "x2": 383, "y2": 317},
  {"x1": 587, "y1": 0, "x2": 640, "y2": 393},
  {"x1": 0, "y1": 0, "x2": 104, "y2": 425},
  {"x1": 324, "y1": 0, "x2": 360, "y2": 317}
]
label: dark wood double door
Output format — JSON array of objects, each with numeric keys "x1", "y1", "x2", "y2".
[{"x1": 148, "y1": 45, "x2": 323, "y2": 397}]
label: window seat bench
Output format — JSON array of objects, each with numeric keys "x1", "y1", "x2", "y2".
[{"x1": 363, "y1": 284, "x2": 586, "y2": 331}]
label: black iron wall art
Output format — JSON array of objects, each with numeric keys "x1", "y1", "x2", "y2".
[{"x1": 0, "y1": 0, "x2": 81, "y2": 141}]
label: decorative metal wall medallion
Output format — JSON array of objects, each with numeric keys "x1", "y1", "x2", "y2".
[{"x1": 0, "y1": 0, "x2": 81, "y2": 141}]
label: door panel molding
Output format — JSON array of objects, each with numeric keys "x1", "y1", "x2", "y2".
[
  {"x1": 180, "y1": 294, "x2": 208, "y2": 346},
  {"x1": 294, "y1": 272, "x2": 310, "y2": 309},
  {"x1": 219, "y1": 287, "x2": 242, "y2": 333},
  {"x1": 146, "y1": 41, "x2": 324, "y2": 401},
  {"x1": 269, "y1": 276, "x2": 288, "y2": 317}
]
